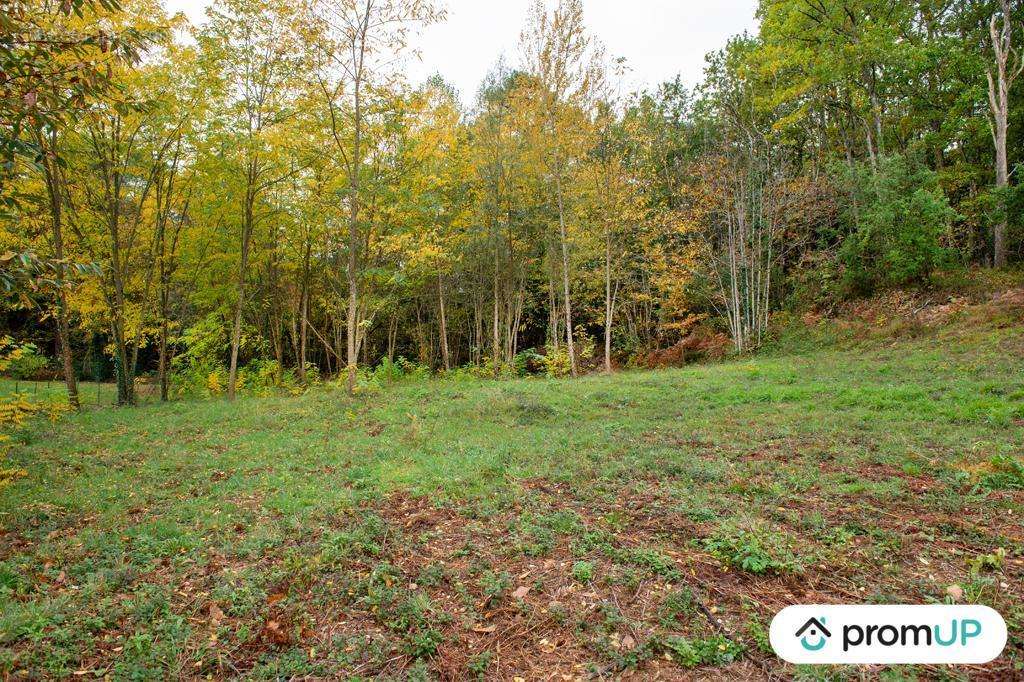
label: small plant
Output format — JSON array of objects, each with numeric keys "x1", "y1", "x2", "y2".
[
  {"x1": 572, "y1": 560, "x2": 594, "y2": 583},
  {"x1": 968, "y1": 548, "x2": 1006, "y2": 577},
  {"x1": 659, "y1": 588, "x2": 695, "y2": 625},
  {"x1": 541, "y1": 344, "x2": 571, "y2": 378},
  {"x1": 701, "y1": 524, "x2": 801, "y2": 574},
  {"x1": 478, "y1": 570, "x2": 510, "y2": 606},
  {"x1": 417, "y1": 562, "x2": 446, "y2": 588},
  {"x1": 467, "y1": 650, "x2": 494, "y2": 678},
  {"x1": 656, "y1": 634, "x2": 744, "y2": 667},
  {"x1": 975, "y1": 455, "x2": 1024, "y2": 491},
  {"x1": 2, "y1": 343, "x2": 48, "y2": 379},
  {"x1": 404, "y1": 627, "x2": 443, "y2": 658}
]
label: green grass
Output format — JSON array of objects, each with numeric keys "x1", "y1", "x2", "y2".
[
  {"x1": 0, "y1": 379, "x2": 162, "y2": 408},
  {"x1": 1, "y1": 308, "x2": 1022, "y2": 678}
]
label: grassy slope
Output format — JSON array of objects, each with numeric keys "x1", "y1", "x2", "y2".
[{"x1": 1, "y1": 300, "x2": 1022, "y2": 679}]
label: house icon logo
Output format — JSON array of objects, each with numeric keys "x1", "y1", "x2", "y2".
[{"x1": 795, "y1": 617, "x2": 831, "y2": 651}]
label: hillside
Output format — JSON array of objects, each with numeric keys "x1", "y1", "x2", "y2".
[{"x1": 1, "y1": 291, "x2": 1022, "y2": 679}]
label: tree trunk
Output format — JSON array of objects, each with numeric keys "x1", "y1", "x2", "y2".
[
  {"x1": 345, "y1": 71, "x2": 363, "y2": 396},
  {"x1": 227, "y1": 192, "x2": 255, "y2": 401},
  {"x1": 604, "y1": 225, "x2": 613, "y2": 374},
  {"x1": 492, "y1": 243, "x2": 501, "y2": 378},
  {"x1": 387, "y1": 313, "x2": 398, "y2": 362},
  {"x1": 157, "y1": 315, "x2": 169, "y2": 401},
  {"x1": 986, "y1": 0, "x2": 1020, "y2": 268},
  {"x1": 437, "y1": 273, "x2": 450, "y2": 371},
  {"x1": 554, "y1": 170, "x2": 577, "y2": 377},
  {"x1": 299, "y1": 282, "x2": 309, "y2": 383},
  {"x1": 38, "y1": 130, "x2": 80, "y2": 410}
]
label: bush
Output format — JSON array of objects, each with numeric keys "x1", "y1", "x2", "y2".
[
  {"x1": 512, "y1": 348, "x2": 545, "y2": 376},
  {"x1": 2, "y1": 344, "x2": 49, "y2": 380},
  {"x1": 835, "y1": 155, "x2": 955, "y2": 295},
  {"x1": 541, "y1": 345, "x2": 571, "y2": 378}
]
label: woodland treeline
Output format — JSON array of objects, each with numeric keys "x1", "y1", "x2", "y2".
[{"x1": 1, "y1": 0, "x2": 1022, "y2": 405}]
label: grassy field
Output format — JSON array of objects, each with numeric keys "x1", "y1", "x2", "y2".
[
  {"x1": 0, "y1": 379, "x2": 163, "y2": 409},
  {"x1": 1, "y1": 297, "x2": 1022, "y2": 679}
]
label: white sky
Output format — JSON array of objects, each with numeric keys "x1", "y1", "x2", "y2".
[{"x1": 165, "y1": 0, "x2": 760, "y2": 104}]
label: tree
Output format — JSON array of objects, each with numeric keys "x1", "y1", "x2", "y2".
[
  {"x1": 1, "y1": 0, "x2": 145, "y2": 188},
  {"x1": 201, "y1": 0, "x2": 301, "y2": 400},
  {"x1": 986, "y1": 0, "x2": 1023, "y2": 267},
  {"x1": 520, "y1": 0, "x2": 603, "y2": 377},
  {"x1": 306, "y1": 0, "x2": 443, "y2": 394},
  {"x1": 5, "y1": 0, "x2": 147, "y2": 408}
]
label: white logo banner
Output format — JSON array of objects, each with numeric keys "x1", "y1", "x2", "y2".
[{"x1": 770, "y1": 604, "x2": 1007, "y2": 665}]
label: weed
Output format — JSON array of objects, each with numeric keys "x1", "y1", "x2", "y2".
[
  {"x1": 702, "y1": 523, "x2": 802, "y2": 574},
  {"x1": 572, "y1": 560, "x2": 594, "y2": 583},
  {"x1": 655, "y1": 634, "x2": 745, "y2": 667},
  {"x1": 478, "y1": 570, "x2": 510, "y2": 605},
  {"x1": 467, "y1": 650, "x2": 494, "y2": 678}
]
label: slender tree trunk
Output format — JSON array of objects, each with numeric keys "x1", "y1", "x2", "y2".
[
  {"x1": 554, "y1": 170, "x2": 577, "y2": 377},
  {"x1": 345, "y1": 72, "x2": 363, "y2": 396},
  {"x1": 227, "y1": 192, "x2": 255, "y2": 401},
  {"x1": 437, "y1": 273, "x2": 450, "y2": 371},
  {"x1": 299, "y1": 285, "x2": 309, "y2": 383},
  {"x1": 110, "y1": 242, "x2": 134, "y2": 405},
  {"x1": 387, "y1": 313, "x2": 398, "y2": 362},
  {"x1": 38, "y1": 130, "x2": 80, "y2": 410},
  {"x1": 604, "y1": 225, "x2": 613, "y2": 374},
  {"x1": 986, "y1": 0, "x2": 1021, "y2": 268},
  {"x1": 492, "y1": 244, "x2": 501, "y2": 378},
  {"x1": 157, "y1": 315, "x2": 169, "y2": 401}
]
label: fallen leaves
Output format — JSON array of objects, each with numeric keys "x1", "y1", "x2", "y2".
[{"x1": 261, "y1": 619, "x2": 290, "y2": 646}]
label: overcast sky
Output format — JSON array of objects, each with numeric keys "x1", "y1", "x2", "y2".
[{"x1": 165, "y1": 0, "x2": 760, "y2": 104}]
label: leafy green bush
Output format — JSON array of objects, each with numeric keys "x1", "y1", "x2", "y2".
[
  {"x1": 512, "y1": 348, "x2": 545, "y2": 376},
  {"x1": 2, "y1": 343, "x2": 48, "y2": 379},
  {"x1": 572, "y1": 560, "x2": 594, "y2": 583},
  {"x1": 835, "y1": 155, "x2": 955, "y2": 295}
]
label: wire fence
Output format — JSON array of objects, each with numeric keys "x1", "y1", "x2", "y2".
[{"x1": 0, "y1": 379, "x2": 166, "y2": 408}]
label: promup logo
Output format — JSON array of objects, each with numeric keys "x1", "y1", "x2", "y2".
[
  {"x1": 770, "y1": 605, "x2": 1006, "y2": 665},
  {"x1": 795, "y1": 617, "x2": 830, "y2": 651}
]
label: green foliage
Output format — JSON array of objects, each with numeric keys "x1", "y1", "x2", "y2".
[
  {"x1": 467, "y1": 650, "x2": 494, "y2": 678},
  {"x1": 571, "y1": 560, "x2": 594, "y2": 583},
  {"x1": 1, "y1": 298, "x2": 1022, "y2": 677},
  {"x1": 702, "y1": 523, "x2": 801, "y2": 574},
  {"x1": 836, "y1": 156, "x2": 955, "y2": 294},
  {"x1": 1, "y1": 344, "x2": 47, "y2": 380},
  {"x1": 541, "y1": 344, "x2": 571, "y2": 378},
  {"x1": 512, "y1": 348, "x2": 545, "y2": 376},
  {"x1": 975, "y1": 455, "x2": 1024, "y2": 491},
  {"x1": 655, "y1": 634, "x2": 744, "y2": 667},
  {"x1": 478, "y1": 570, "x2": 510, "y2": 605}
]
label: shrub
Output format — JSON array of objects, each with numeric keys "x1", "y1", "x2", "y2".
[
  {"x1": 3, "y1": 344, "x2": 49, "y2": 379},
  {"x1": 975, "y1": 455, "x2": 1024, "y2": 491},
  {"x1": 512, "y1": 348, "x2": 545, "y2": 376},
  {"x1": 541, "y1": 344, "x2": 571, "y2": 378},
  {"x1": 835, "y1": 155, "x2": 955, "y2": 295}
]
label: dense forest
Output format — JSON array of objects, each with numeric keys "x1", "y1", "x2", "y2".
[{"x1": 2, "y1": 0, "x2": 1022, "y2": 405}]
